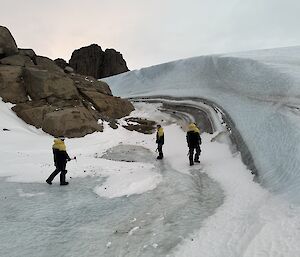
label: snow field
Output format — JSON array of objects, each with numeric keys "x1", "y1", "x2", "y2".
[{"x1": 1, "y1": 100, "x2": 300, "y2": 256}]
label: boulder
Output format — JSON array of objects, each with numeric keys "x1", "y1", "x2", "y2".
[
  {"x1": 19, "y1": 48, "x2": 37, "y2": 64},
  {"x1": 80, "y1": 90, "x2": 134, "y2": 119},
  {"x1": 64, "y1": 66, "x2": 74, "y2": 74},
  {"x1": 0, "y1": 65, "x2": 27, "y2": 103},
  {"x1": 101, "y1": 49, "x2": 129, "y2": 78},
  {"x1": 42, "y1": 107, "x2": 102, "y2": 137},
  {"x1": 0, "y1": 26, "x2": 18, "y2": 58},
  {"x1": 0, "y1": 54, "x2": 35, "y2": 67},
  {"x1": 69, "y1": 44, "x2": 104, "y2": 78},
  {"x1": 54, "y1": 58, "x2": 68, "y2": 69},
  {"x1": 71, "y1": 73, "x2": 112, "y2": 96},
  {"x1": 35, "y1": 56, "x2": 64, "y2": 73},
  {"x1": 123, "y1": 117, "x2": 156, "y2": 134},
  {"x1": 69, "y1": 44, "x2": 129, "y2": 79},
  {"x1": 24, "y1": 68, "x2": 78, "y2": 100},
  {"x1": 12, "y1": 100, "x2": 55, "y2": 128}
]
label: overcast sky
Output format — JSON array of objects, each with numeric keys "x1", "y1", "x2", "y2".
[{"x1": 1, "y1": 0, "x2": 300, "y2": 69}]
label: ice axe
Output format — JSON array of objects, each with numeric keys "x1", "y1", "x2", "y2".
[{"x1": 71, "y1": 156, "x2": 77, "y2": 162}]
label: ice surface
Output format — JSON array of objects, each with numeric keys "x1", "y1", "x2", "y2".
[
  {"x1": 104, "y1": 46, "x2": 300, "y2": 203},
  {"x1": 3, "y1": 46, "x2": 300, "y2": 256},
  {"x1": 0, "y1": 145, "x2": 223, "y2": 257}
]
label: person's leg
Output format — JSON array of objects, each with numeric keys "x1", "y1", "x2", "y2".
[
  {"x1": 60, "y1": 162, "x2": 69, "y2": 185},
  {"x1": 194, "y1": 144, "x2": 201, "y2": 163},
  {"x1": 46, "y1": 168, "x2": 60, "y2": 184},
  {"x1": 189, "y1": 147, "x2": 194, "y2": 166},
  {"x1": 157, "y1": 143, "x2": 163, "y2": 159},
  {"x1": 60, "y1": 170, "x2": 68, "y2": 185}
]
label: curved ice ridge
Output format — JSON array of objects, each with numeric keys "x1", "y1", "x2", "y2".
[{"x1": 105, "y1": 46, "x2": 300, "y2": 203}]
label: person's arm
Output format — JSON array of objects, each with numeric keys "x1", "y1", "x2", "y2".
[
  {"x1": 186, "y1": 133, "x2": 190, "y2": 147},
  {"x1": 53, "y1": 149, "x2": 58, "y2": 165},
  {"x1": 64, "y1": 151, "x2": 71, "y2": 161},
  {"x1": 197, "y1": 133, "x2": 202, "y2": 145}
]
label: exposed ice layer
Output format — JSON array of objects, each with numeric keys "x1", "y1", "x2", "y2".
[
  {"x1": 0, "y1": 145, "x2": 224, "y2": 257},
  {"x1": 104, "y1": 46, "x2": 300, "y2": 203}
]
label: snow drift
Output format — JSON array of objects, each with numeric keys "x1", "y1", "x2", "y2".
[{"x1": 105, "y1": 46, "x2": 300, "y2": 203}]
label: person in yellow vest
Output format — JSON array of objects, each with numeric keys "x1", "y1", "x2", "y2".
[
  {"x1": 46, "y1": 136, "x2": 72, "y2": 185},
  {"x1": 186, "y1": 123, "x2": 202, "y2": 166},
  {"x1": 156, "y1": 124, "x2": 164, "y2": 159}
]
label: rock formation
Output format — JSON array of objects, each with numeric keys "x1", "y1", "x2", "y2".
[
  {"x1": 0, "y1": 26, "x2": 134, "y2": 138},
  {"x1": 0, "y1": 26, "x2": 18, "y2": 58},
  {"x1": 54, "y1": 58, "x2": 68, "y2": 69},
  {"x1": 69, "y1": 44, "x2": 129, "y2": 79}
]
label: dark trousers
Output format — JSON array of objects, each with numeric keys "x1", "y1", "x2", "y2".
[
  {"x1": 189, "y1": 144, "x2": 201, "y2": 163},
  {"x1": 157, "y1": 143, "x2": 163, "y2": 158},
  {"x1": 47, "y1": 164, "x2": 67, "y2": 184}
]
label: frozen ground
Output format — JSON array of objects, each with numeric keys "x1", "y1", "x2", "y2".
[
  {"x1": 104, "y1": 46, "x2": 300, "y2": 256},
  {"x1": 2, "y1": 46, "x2": 300, "y2": 257},
  {"x1": 105, "y1": 46, "x2": 300, "y2": 203},
  {"x1": 1, "y1": 99, "x2": 300, "y2": 257},
  {"x1": 0, "y1": 100, "x2": 226, "y2": 257},
  {"x1": 0, "y1": 145, "x2": 223, "y2": 257}
]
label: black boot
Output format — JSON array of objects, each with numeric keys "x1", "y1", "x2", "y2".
[
  {"x1": 46, "y1": 179, "x2": 52, "y2": 185},
  {"x1": 60, "y1": 170, "x2": 69, "y2": 185},
  {"x1": 46, "y1": 168, "x2": 60, "y2": 184},
  {"x1": 190, "y1": 160, "x2": 194, "y2": 166},
  {"x1": 194, "y1": 159, "x2": 200, "y2": 163}
]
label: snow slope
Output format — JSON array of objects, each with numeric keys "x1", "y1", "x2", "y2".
[{"x1": 105, "y1": 46, "x2": 300, "y2": 204}]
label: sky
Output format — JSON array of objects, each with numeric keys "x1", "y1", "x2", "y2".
[{"x1": 1, "y1": 0, "x2": 300, "y2": 69}]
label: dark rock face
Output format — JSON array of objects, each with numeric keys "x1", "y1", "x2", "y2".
[
  {"x1": 123, "y1": 118, "x2": 157, "y2": 134},
  {"x1": 18, "y1": 48, "x2": 37, "y2": 64},
  {"x1": 0, "y1": 26, "x2": 18, "y2": 58},
  {"x1": 0, "y1": 27, "x2": 134, "y2": 138},
  {"x1": 54, "y1": 58, "x2": 68, "y2": 69},
  {"x1": 69, "y1": 44, "x2": 129, "y2": 79}
]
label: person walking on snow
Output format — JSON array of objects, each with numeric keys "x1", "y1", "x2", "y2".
[
  {"x1": 186, "y1": 123, "x2": 201, "y2": 166},
  {"x1": 46, "y1": 137, "x2": 72, "y2": 185},
  {"x1": 156, "y1": 124, "x2": 164, "y2": 159}
]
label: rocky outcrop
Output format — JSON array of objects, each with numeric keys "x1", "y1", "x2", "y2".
[
  {"x1": 0, "y1": 65, "x2": 27, "y2": 103},
  {"x1": 23, "y1": 68, "x2": 78, "y2": 100},
  {"x1": 69, "y1": 44, "x2": 129, "y2": 79},
  {"x1": 0, "y1": 54, "x2": 35, "y2": 67},
  {"x1": 0, "y1": 26, "x2": 134, "y2": 138},
  {"x1": 101, "y1": 49, "x2": 129, "y2": 78},
  {"x1": 0, "y1": 26, "x2": 18, "y2": 58},
  {"x1": 42, "y1": 107, "x2": 102, "y2": 138},
  {"x1": 123, "y1": 118, "x2": 156, "y2": 134},
  {"x1": 54, "y1": 58, "x2": 68, "y2": 69}
]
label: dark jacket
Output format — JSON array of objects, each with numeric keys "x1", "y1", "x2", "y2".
[
  {"x1": 156, "y1": 127, "x2": 164, "y2": 145},
  {"x1": 52, "y1": 139, "x2": 70, "y2": 169},
  {"x1": 186, "y1": 124, "x2": 201, "y2": 148}
]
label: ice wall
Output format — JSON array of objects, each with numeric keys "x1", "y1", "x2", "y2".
[{"x1": 105, "y1": 46, "x2": 300, "y2": 203}]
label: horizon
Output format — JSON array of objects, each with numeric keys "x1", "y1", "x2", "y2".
[{"x1": 2, "y1": 0, "x2": 300, "y2": 70}]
